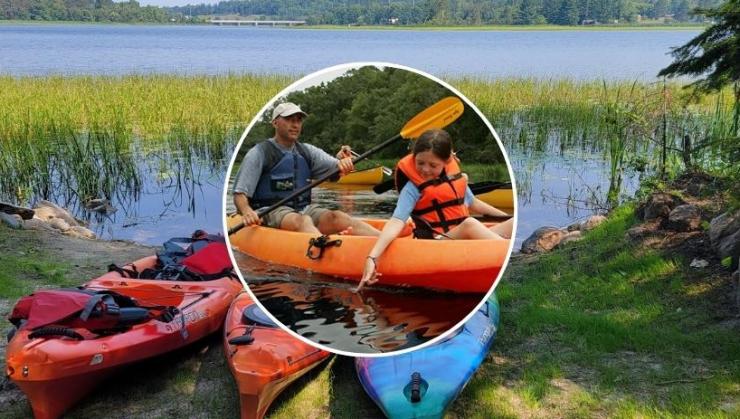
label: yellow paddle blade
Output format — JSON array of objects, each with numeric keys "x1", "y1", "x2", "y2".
[{"x1": 399, "y1": 96, "x2": 465, "y2": 139}]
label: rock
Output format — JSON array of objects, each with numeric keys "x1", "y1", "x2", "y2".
[
  {"x1": 689, "y1": 258, "x2": 709, "y2": 268},
  {"x1": 521, "y1": 226, "x2": 567, "y2": 253},
  {"x1": 709, "y1": 211, "x2": 740, "y2": 270},
  {"x1": 626, "y1": 220, "x2": 661, "y2": 240},
  {"x1": 664, "y1": 204, "x2": 702, "y2": 232},
  {"x1": 48, "y1": 218, "x2": 71, "y2": 232},
  {"x1": 0, "y1": 212, "x2": 22, "y2": 229},
  {"x1": 556, "y1": 230, "x2": 583, "y2": 248},
  {"x1": 636, "y1": 192, "x2": 684, "y2": 221},
  {"x1": 568, "y1": 215, "x2": 607, "y2": 232},
  {"x1": 65, "y1": 226, "x2": 96, "y2": 240},
  {"x1": 33, "y1": 200, "x2": 79, "y2": 227},
  {"x1": 23, "y1": 218, "x2": 55, "y2": 231},
  {"x1": 0, "y1": 202, "x2": 34, "y2": 219}
]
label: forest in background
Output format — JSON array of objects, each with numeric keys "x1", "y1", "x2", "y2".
[
  {"x1": 0, "y1": 0, "x2": 722, "y2": 25},
  {"x1": 241, "y1": 66, "x2": 505, "y2": 166}
]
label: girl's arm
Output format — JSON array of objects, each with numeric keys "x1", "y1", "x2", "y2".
[{"x1": 353, "y1": 218, "x2": 406, "y2": 292}]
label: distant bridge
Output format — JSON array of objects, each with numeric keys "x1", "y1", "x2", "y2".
[{"x1": 208, "y1": 19, "x2": 306, "y2": 27}]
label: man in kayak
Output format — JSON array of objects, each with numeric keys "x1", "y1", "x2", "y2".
[{"x1": 233, "y1": 102, "x2": 380, "y2": 236}]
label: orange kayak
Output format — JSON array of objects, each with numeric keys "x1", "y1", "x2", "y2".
[
  {"x1": 5, "y1": 255, "x2": 243, "y2": 419},
  {"x1": 227, "y1": 216, "x2": 511, "y2": 293},
  {"x1": 224, "y1": 292, "x2": 330, "y2": 419}
]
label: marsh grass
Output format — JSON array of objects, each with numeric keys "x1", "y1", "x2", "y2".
[
  {"x1": 1, "y1": 75, "x2": 734, "y2": 209},
  {"x1": 0, "y1": 74, "x2": 289, "y2": 206}
]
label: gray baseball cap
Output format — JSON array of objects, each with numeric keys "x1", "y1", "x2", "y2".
[{"x1": 271, "y1": 102, "x2": 307, "y2": 121}]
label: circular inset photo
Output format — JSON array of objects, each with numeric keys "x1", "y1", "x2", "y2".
[{"x1": 224, "y1": 62, "x2": 516, "y2": 356}]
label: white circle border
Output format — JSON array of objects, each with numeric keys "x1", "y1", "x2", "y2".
[{"x1": 221, "y1": 61, "x2": 518, "y2": 358}]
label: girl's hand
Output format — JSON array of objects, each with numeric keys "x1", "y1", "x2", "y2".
[{"x1": 353, "y1": 257, "x2": 381, "y2": 293}]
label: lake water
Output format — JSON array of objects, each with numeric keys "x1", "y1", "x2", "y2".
[
  {"x1": 1, "y1": 24, "x2": 672, "y2": 244},
  {"x1": 0, "y1": 24, "x2": 697, "y2": 80}
]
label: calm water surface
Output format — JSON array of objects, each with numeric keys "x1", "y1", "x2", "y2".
[
  {"x1": 233, "y1": 251, "x2": 480, "y2": 354},
  {"x1": 0, "y1": 24, "x2": 697, "y2": 80}
]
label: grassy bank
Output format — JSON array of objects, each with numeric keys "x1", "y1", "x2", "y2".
[
  {"x1": 457, "y1": 204, "x2": 739, "y2": 417},
  {"x1": 2, "y1": 192, "x2": 738, "y2": 417}
]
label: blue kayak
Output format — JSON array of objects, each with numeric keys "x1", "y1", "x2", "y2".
[{"x1": 355, "y1": 294, "x2": 499, "y2": 418}]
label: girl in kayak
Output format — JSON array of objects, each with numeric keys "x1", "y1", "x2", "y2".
[{"x1": 354, "y1": 129, "x2": 513, "y2": 292}]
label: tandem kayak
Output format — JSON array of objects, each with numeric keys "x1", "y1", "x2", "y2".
[
  {"x1": 224, "y1": 292, "x2": 331, "y2": 419},
  {"x1": 334, "y1": 166, "x2": 389, "y2": 185},
  {"x1": 355, "y1": 294, "x2": 499, "y2": 418},
  {"x1": 5, "y1": 253, "x2": 243, "y2": 419},
  {"x1": 227, "y1": 216, "x2": 511, "y2": 293}
]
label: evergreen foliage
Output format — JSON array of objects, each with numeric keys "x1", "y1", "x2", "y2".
[
  {"x1": 0, "y1": 0, "x2": 170, "y2": 22},
  {"x1": 242, "y1": 66, "x2": 504, "y2": 165}
]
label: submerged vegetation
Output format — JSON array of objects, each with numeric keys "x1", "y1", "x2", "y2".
[{"x1": 0, "y1": 74, "x2": 736, "y2": 210}]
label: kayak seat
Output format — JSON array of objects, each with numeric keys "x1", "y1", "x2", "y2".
[{"x1": 242, "y1": 305, "x2": 278, "y2": 328}]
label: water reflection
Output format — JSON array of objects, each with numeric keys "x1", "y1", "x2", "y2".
[
  {"x1": 234, "y1": 252, "x2": 481, "y2": 354},
  {"x1": 1, "y1": 140, "x2": 232, "y2": 246}
]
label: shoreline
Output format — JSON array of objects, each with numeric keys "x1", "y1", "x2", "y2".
[{"x1": 0, "y1": 20, "x2": 706, "y2": 31}]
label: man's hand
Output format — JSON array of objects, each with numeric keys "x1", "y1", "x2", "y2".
[
  {"x1": 241, "y1": 207, "x2": 261, "y2": 227},
  {"x1": 337, "y1": 157, "x2": 354, "y2": 175},
  {"x1": 336, "y1": 145, "x2": 352, "y2": 159}
]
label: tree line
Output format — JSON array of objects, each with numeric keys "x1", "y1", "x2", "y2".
[
  {"x1": 0, "y1": 0, "x2": 171, "y2": 22},
  {"x1": 173, "y1": 0, "x2": 721, "y2": 26},
  {"x1": 1, "y1": 0, "x2": 723, "y2": 25},
  {"x1": 241, "y1": 66, "x2": 505, "y2": 166}
]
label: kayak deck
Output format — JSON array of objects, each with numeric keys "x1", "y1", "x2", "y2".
[
  {"x1": 227, "y1": 217, "x2": 511, "y2": 293},
  {"x1": 224, "y1": 293, "x2": 330, "y2": 419},
  {"x1": 355, "y1": 294, "x2": 499, "y2": 418},
  {"x1": 6, "y1": 255, "x2": 243, "y2": 419}
]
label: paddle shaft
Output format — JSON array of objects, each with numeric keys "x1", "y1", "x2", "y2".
[
  {"x1": 228, "y1": 133, "x2": 402, "y2": 235},
  {"x1": 350, "y1": 150, "x2": 393, "y2": 176}
]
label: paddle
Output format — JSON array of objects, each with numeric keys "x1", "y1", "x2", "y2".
[
  {"x1": 349, "y1": 150, "x2": 393, "y2": 176},
  {"x1": 228, "y1": 96, "x2": 465, "y2": 235}
]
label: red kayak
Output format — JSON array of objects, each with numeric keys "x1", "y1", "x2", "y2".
[
  {"x1": 224, "y1": 292, "x2": 331, "y2": 419},
  {"x1": 5, "y1": 235, "x2": 243, "y2": 419}
]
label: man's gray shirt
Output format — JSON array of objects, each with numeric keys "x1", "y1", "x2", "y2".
[{"x1": 233, "y1": 138, "x2": 339, "y2": 198}]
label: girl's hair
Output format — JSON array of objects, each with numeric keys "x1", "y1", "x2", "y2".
[{"x1": 413, "y1": 129, "x2": 452, "y2": 160}]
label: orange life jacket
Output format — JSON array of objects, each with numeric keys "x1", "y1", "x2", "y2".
[{"x1": 395, "y1": 154, "x2": 470, "y2": 234}]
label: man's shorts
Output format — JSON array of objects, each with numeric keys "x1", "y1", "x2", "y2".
[{"x1": 260, "y1": 204, "x2": 329, "y2": 229}]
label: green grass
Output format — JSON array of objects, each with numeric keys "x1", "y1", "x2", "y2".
[
  {"x1": 451, "y1": 204, "x2": 740, "y2": 418},
  {"x1": 0, "y1": 234, "x2": 80, "y2": 299}
]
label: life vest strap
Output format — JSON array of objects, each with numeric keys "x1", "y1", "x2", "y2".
[
  {"x1": 416, "y1": 171, "x2": 464, "y2": 192},
  {"x1": 411, "y1": 197, "x2": 466, "y2": 216}
]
